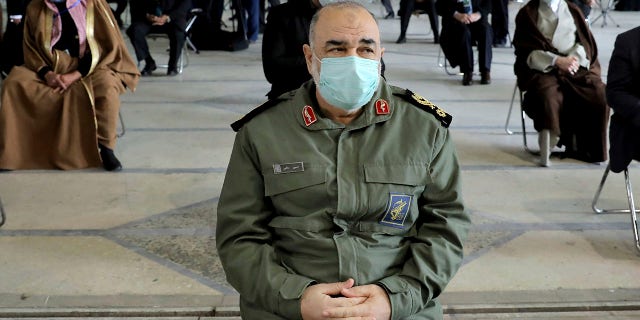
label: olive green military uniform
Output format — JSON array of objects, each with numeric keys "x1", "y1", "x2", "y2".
[{"x1": 216, "y1": 78, "x2": 470, "y2": 320}]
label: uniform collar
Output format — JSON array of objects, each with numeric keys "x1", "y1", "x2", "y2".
[{"x1": 295, "y1": 78, "x2": 393, "y2": 131}]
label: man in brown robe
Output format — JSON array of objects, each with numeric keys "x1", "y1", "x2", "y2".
[
  {"x1": 513, "y1": 0, "x2": 609, "y2": 167},
  {"x1": 0, "y1": 0, "x2": 140, "y2": 171}
]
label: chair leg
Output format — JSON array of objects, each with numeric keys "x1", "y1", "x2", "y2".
[
  {"x1": 518, "y1": 90, "x2": 538, "y2": 155},
  {"x1": 623, "y1": 169, "x2": 640, "y2": 252},
  {"x1": 592, "y1": 164, "x2": 640, "y2": 253},
  {"x1": 0, "y1": 196, "x2": 6, "y2": 227},
  {"x1": 505, "y1": 83, "x2": 519, "y2": 135},
  {"x1": 117, "y1": 110, "x2": 126, "y2": 138},
  {"x1": 437, "y1": 47, "x2": 461, "y2": 76}
]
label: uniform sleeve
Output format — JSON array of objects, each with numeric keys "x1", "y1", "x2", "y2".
[
  {"x1": 377, "y1": 126, "x2": 470, "y2": 320},
  {"x1": 216, "y1": 127, "x2": 316, "y2": 319}
]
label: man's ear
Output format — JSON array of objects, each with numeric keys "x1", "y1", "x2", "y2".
[{"x1": 303, "y1": 44, "x2": 314, "y2": 75}]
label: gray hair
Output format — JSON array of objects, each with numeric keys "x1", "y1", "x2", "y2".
[{"x1": 308, "y1": 1, "x2": 378, "y2": 49}]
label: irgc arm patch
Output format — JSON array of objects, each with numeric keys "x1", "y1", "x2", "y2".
[{"x1": 394, "y1": 89, "x2": 452, "y2": 128}]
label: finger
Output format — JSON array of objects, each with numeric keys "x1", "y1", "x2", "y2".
[{"x1": 322, "y1": 302, "x2": 370, "y2": 318}]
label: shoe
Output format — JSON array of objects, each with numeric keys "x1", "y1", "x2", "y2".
[
  {"x1": 480, "y1": 71, "x2": 491, "y2": 85},
  {"x1": 140, "y1": 60, "x2": 157, "y2": 76},
  {"x1": 99, "y1": 144, "x2": 122, "y2": 172},
  {"x1": 462, "y1": 72, "x2": 472, "y2": 86},
  {"x1": 395, "y1": 36, "x2": 406, "y2": 44},
  {"x1": 493, "y1": 39, "x2": 507, "y2": 48},
  {"x1": 167, "y1": 68, "x2": 179, "y2": 76},
  {"x1": 384, "y1": 12, "x2": 394, "y2": 19}
]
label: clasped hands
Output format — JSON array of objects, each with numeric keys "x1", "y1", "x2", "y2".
[
  {"x1": 44, "y1": 70, "x2": 81, "y2": 93},
  {"x1": 146, "y1": 13, "x2": 170, "y2": 26},
  {"x1": 300, "y1": 278, "x2": 391, "y2": 320},
  {"x1": 454, "y1": 12, "x2": 481, "y2": 24},
  {"x1": 556, "y1": 56, "x2": 580, "y2": 76}
]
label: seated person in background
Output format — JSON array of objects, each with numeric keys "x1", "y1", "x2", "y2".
[
  {"x1": 217, "y1": 2, "x2": 470, "y2": 319},
  {"x1": 0, "y1": 0, "x2": 30, "y2": 77},
  {"x1": 126, "y1": 0, "x2": 191, "y2": 76},
  {"x1": 262, "y1": 0, "x2": 386, "y2": 100},
  {"x1": 396, "y1": 0, "x2": 439, "y2": 44},
  {"x1": 513, "y1": 0, "x2": 609, "y2": 167},
  {"x1": 436, "y1": 0, "x2": 493, "y2": 85},
  {"x1": 606, "y1": 26, "x2": 640, "y2": 173},
  {"x1": 107, "y1": 0, "x2": 128, "y2": 28},
  {"x1": 568, "y1": 0, "x2": 594, "y2": 19},
  {"x1": 0, "y1": 0, "x2": 140, "y2": 171}
]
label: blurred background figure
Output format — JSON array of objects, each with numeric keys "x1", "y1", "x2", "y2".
[
  {"x1": 396, "y1": 0, "x2": 439, "y2": 43},
  {"x1": 242, "y1": 0, "x2": 260, "y2": 42},
  {"x1": 381, "y1": 0, "x2": 395, "y2": 18},
  {"x1": 513, "y1": 0, "x2": 609, "y2": 167},
  {"x1": 491, "y1": 0, "x2": 508, "y2": 47},
  {"x1": 126, "y1": 0, "x2": 192, "y2": 76},
  {"x1": 0, "y1": 0, "x2": 30, "y2": 78},
  {"x1": 0, "y1": 0, "x2": 140, "y2": 171},
  {"x1": 107, "y1": 0, "x2": 128, "y2": 28},
  {"x1": 437, "y1": 0, "x2": 493, "y2": 85},
  {"x1": 262, "y1": 0, "x2": 320, "y2": 100},
  {"x1": 259, "y1": 0, "x2": 280, "y2": 33},
  {"x1": 605, "y1": 26, "x2": 640, "y2": 174}
]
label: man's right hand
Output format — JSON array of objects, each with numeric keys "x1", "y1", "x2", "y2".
[{"x1": 300, "y1": 278, "x2": 367, "y2": 320}]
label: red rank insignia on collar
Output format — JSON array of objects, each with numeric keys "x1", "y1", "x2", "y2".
[
  {"x1": 302, "y1": 105, "x2": 317, "y2": 126},
  {"x1": 375, "y1": 99, "x2": 390, "y2": 115}
]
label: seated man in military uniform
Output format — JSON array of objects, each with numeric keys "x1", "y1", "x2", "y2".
[{"x1": 216, "y1": 2, "x2": 470, "y2": 319}]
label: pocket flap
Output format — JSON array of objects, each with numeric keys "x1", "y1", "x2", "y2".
[
  {"x1": 364, "y1": 163, "x2": 428, "y2": 186},
  {"x1": 264, "y1": 166, "x2": 326, "y2": 196}
]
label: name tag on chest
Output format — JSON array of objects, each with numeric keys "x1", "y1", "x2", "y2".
[{"x1": 273, "y1": 162, "x2": 305, "y2": 174}]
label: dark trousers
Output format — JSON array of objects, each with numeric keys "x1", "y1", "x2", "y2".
[
  {"x1": 398, "y1": 0, "x2": 439, "y2": 42},
  {"x1": 107, "y1": 0, "x2": 128, "y2": 26},
  {"x1": 259, "y1": 0, "x2": 280, "y2": 31},
  {"x1": 491, "y1": 0, "x2": 508, "y2": 44},
  {"x1": 241, "y1": 0, "x2": 260, "y2": 41},
  {"x1": 126, "y1": 22, "x2": 187, "y2": 68},
  {"x1": 0, "y1": 20, "x2": 25, "y2": 75},
  {"x1": 444, "y1": 20, "x2": 492, "y2": 73},
  {"x1": 381, "y1": 0, "x2": 394, "y2": 14}
]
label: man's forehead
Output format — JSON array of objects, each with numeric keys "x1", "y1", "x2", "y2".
[{"x1": 315, "y1": 7, "x2": 379, "y2": 44}]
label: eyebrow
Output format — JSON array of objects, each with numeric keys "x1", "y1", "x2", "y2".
[{"x1": 324, "y1": 38, "x2": 378, "y2": 47}]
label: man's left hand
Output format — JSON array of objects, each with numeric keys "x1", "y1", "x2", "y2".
[{"x1": 322, "y1": 283, "x2": 391, "y2": 320}]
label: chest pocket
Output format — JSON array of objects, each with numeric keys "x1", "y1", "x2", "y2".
[
  {"x1": 263, "y1": 165, "x2": 328, "y2": 217},
  {"x1": 362, "y1": 163, "x2": 429, "y2": 235}
]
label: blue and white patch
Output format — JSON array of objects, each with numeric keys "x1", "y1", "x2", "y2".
[{"x1": 380, "y1": 193, "x2": 413, "y2": 229}]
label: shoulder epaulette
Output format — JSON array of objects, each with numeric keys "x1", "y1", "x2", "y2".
[
  {"x1": 230, "y1": 98, "x2": 285, "y2": 132},
  {"x1": 394, "y1": 89, "x2": 452, "y2": 128}
]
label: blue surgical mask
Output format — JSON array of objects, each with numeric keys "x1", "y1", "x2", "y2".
[{"x1": 313, "y1": 55, "x2": 380, "y2": 111}]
